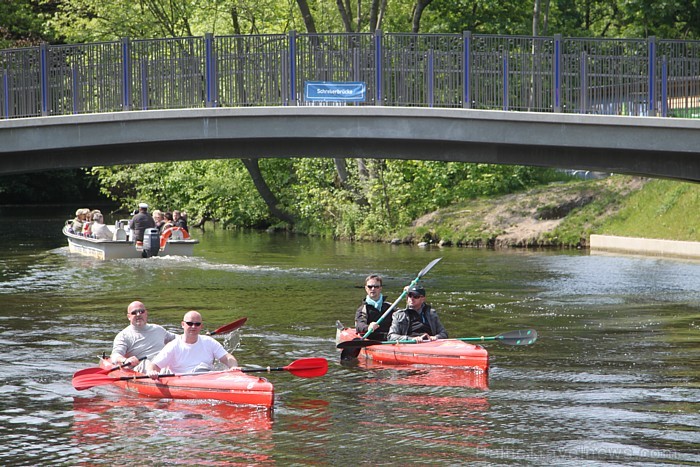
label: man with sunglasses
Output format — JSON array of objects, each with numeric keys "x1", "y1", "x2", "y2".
[
  {"x1": 387, "y1": 285, "x2": 448, "y2": 342},
  {"x1": 354, "y1": 274, "x2": 393, "y2": 341},
  {"x1": 110, "y1": 301, "x2": 177, "y2": 372},
  {"x1": 145, "y1": 310, "x2": 238, "y2": 378}
]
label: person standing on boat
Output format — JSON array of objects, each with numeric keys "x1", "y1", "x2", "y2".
[
  {"x1": 387, "y1": 285, "x2": 448, "y2": 342},
  {"x1": 128, "y1": 203, "x2": 156, "y2": 243},
  {"x1": 145, "y1": 310, "x2": 238, "y2": 378},
  {"x1": 111, "y1": 301, "x2": 177, "y2": 372},
  {"x1": 355, "y1": 274, "x2": 393, "y2": 341}
]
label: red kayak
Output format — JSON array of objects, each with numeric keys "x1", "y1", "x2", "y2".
[
  {"x1": 336, "y1": 327, "x2": 489, "y2": 371},
  {"x1": 96, "y1": 359, "x2": 275, "y2": 408}
]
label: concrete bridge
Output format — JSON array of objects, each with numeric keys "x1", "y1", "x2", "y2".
[{"x1": 2, "y1": 106, "x2": 700, "y2": 182}]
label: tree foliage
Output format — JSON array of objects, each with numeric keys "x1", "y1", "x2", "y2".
[{"x1": 91, "y1": 157, "x2": 564, "y2": 239}]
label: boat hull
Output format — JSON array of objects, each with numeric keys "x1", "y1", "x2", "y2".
[
  {"x1": 100, "y1": 360, "x2": 275, "y2": 408},
  {"x1": 337, "y1": 327, "x2": 489, "y2": 371},
  {"x1": 64, "y1": 226, "x2": 197, "y2": 260}
]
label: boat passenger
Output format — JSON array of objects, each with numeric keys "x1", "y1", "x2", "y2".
[
  {"x1": 152, "y1": 209, "x2": 165, "y2": 233},
  {"x1": 70, "y1": 208, "x2": 89, "y2": 234},
  {"x1": 355, "y1": 274, "x2": 393, "y2": 341},
  {"x1": 145, "y1": 310, "x2": 239, "y2": 379},
  {"x1": 128, "y1": 203, "x2": 156, "y2": 243},
  {"x1": 162, "y1": 211, "x2": 174, "y2": 230},
  {"x1": 173, "y1": 210, "x2": 188, "y2": 232},
  {"x1": 111, "y1": 301, "x2": 177, "y2": 372},
  {"x1": 387, "y1": 285, "x2": 448, "y2": 342},
  {"x1": 90, "y1": 212, "x2": 112, "y2": 240}
]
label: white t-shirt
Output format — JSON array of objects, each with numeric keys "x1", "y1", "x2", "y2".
[
  {"x1": 112, "y1": 324, "x2": 177, "y2": 360},
  {"x1": 151, "y1": 335, "x2": 228, "y2": 374}
]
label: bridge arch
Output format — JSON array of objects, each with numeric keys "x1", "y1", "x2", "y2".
[{"x1": 2, "y1": 106, "x2": 700, "y2": 181}]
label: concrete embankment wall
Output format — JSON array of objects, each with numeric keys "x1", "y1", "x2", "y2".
[{"x1": 590, "y1": 234, "x2": 700, "y2": 260}]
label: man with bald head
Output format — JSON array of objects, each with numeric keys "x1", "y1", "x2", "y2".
[
  {"x1": 111, "y1": 301, "x2": 177, "y2": 372},
  {"x1": 145, "y1": 310, "x2": 238, "y2": 378}
]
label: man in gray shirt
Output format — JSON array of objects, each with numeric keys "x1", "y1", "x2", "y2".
[{"x1": 111, "y1": 301, "x2": 177, "y2": 372}]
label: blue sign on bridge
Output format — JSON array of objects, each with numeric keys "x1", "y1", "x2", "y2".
[{"x1": 304, "y1": 81, "x2": 366, "y2": 102}]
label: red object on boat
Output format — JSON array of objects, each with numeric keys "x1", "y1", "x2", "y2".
[
  {"x1": 336, "y1": 327, "x2": 489, "y2": 371},
  {"x1": 98, "y1": 359, "x2": 275, "y2": 408}
]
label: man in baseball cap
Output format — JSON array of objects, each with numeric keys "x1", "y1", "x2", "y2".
[{"x1": 387, "y1": 283, "x2": 448, "y2": 342}]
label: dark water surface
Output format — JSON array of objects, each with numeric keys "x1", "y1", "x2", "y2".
[{"x1": 1, "y1": 207, "x2": 698, "y2": 466}]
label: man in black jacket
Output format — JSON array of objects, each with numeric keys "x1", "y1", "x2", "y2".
[
  {"x1": 387, "y1": 285, "x2": 448, "y2": 342},
  {"x1": 128, "y1": 203, "x2": 156, "y2": 243}
]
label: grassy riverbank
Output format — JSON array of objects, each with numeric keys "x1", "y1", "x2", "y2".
[{"x1": 388, "y1": 175, "x2": 700, "y2": 248}]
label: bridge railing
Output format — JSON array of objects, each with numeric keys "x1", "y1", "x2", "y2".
[{"x1": 2, "y1": 31, "x2": 700, "y2": 119}]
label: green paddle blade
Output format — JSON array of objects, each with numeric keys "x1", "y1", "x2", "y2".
[{"x1": 495, "y1": 328, "x2": 537, "y2": 345}]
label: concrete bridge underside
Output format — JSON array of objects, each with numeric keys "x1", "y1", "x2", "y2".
[{"x1": 1, "y1": 107, "x2": 700, "y2": 182}]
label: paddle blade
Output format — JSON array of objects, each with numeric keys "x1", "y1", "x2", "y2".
[
  {"x1": 496, "y1": 329, "x2": 538, "y2": 346},
  {"x1": 418, "y1": 257, "x2": 442, "y2": 279},
  {"x1": 72, "y1": 356, "x2": 147, "y2": 378},
  {"x1": 73, "y1": 366, "x2": 110, "y2": 378},
  {"x1": 284, "y1": 358, "x2": 328, "y2": 378},
  {"x1": 337, "y1": 339, "x2": 384, "y2": 350},
  {"x1": 72, "y1": 374, "x2": 120, "y2": 391},
  {"x1": 208, "y1": 317, "x2": 247, "y2": 336},
  {"x1": 340, "y1": 346, "x2": 362, "y2": 361}
]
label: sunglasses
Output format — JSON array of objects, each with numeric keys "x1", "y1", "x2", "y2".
[
  {"x1": 407, "y1": 293, "x2": 424, "y2": 299},
  {"x1": 366, "y1": 284, "x2": 382, "y2": 289},
  {"x1": 129, "y1": 309, "x2": 146, "y2": 315},
  {"x1": 184, "y1": 321, "x2": 202, "y2": 327}
]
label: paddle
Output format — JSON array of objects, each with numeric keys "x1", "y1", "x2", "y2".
[
  {"x1": 237, "y1": 357, "x2": 328, "y2": 378},
  {"x1": 207, "y1": 317, "x2": 248, "y2": 336},
  {"x1": 337, "y1": 329, "x2": 538, "y2": 349},
  {"x1": 340, "y1": 257, "x2": 443, "y2": 361},
  {"x1": 72, "y1": 356, "x2": 147, "y2": 378},
  {"x1": 72, "y1": 357, "x2": 328, "y2": 391}
]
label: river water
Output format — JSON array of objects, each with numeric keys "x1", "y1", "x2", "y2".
[{"x1": 0, "y1": 206, "x2": 698, "y2": 466}]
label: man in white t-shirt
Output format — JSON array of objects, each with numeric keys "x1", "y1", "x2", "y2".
[
  {"x1": 145, "y1": 310, "x2": 238, "y2": 378},
  {"x1": 111, "y1": 301, "x2": 177, "y2": 372}
]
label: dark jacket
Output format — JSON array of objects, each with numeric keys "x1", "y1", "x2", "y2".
[
  {"x1": 128, "y1": 211, "x2": 156, "y2": 242},
  {"x1": 355, "y1": 297, "x2": 393, "y2": 341},
  {"x1": 387, "y1": 303, "x2": 448, "y2": 341}
]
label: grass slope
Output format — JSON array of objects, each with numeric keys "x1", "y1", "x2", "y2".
[{"x1": 396, "y1": 176, "x2": 700, "y2": 248}]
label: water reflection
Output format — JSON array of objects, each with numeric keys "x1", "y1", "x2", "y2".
[{"x1": 350, "y1": 360, "x2": 489, "y2": 390}]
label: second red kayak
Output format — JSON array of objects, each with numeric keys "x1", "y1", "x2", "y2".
[{"x1": 336, "y1": 327, "x2": 489, "y2": 371}]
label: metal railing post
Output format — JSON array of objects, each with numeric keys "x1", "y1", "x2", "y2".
[
  {"x1": 503, "y1": 53, "x2": 508, "y2": 111},
  {"x1": 121, "y1": 38, "x2": 131, "y2": 111},
  {"x1": 288, "y1": 31, "x2": 296, "y2": 106},
  {"x1": 3, "y1": 69, "x2": 9, "y2": 118},
  {"x1": 661, "y1": 56, "x2": 668, "y2": 117},
  {"x1": 375, "y1": 29, "x2": 382, "y2": 105},
  {"x1": 40, "y1": 43, "x2": 48, "y2": 116},
  {"x1": 428, "y1": 49, "x2": 434, "y2": 107},
  {"x1": 554, "y1": 34, "x2": 561, "y2": 112},
  {"x1": 463, "y1": 31, "x2": 471, "y2": 109},
  {"x1": 580, "y1": 51, "x2": 587, "y2": 113},
  {"x1": 72, "y1": 63, "x2": 79, "y2": 114},
  {"x1": 140, "y1": 58, "x2": 148, "y2": 110},
  {"x1": 648, "y1": 36, "x2": 656, "y2": 116},
  {"x1": 205, "y1": 33, "x2": 216, "y2": 107}
]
